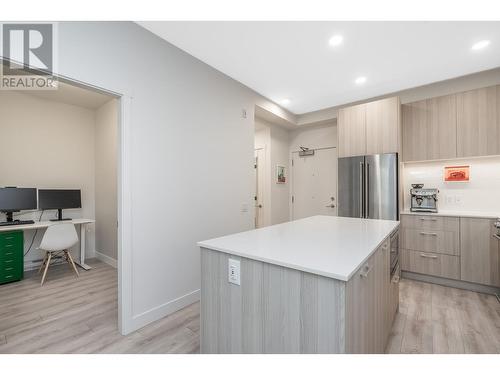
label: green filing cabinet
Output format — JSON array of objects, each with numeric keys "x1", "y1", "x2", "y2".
[{"x1": 0, "y1": 231, "x2": 24, "y2": 284}]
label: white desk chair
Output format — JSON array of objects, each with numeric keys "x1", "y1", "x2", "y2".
[{"x1": 38, "y1": 223, "x2": 80, "y2": 286}]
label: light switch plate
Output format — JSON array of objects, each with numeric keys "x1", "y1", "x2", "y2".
[{"x1": 228, "y1": 258, "x2": 241, "y2": 285}]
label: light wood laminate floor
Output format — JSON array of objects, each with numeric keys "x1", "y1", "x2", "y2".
[
  {"x1": 0, "y1": 259, "x2": 199, "y2": 354},
  {"x1": 386, "y1": 279, "x2": 500, "y2": 354},
  {"x1": 1, "y1": 260, "x2": 498, "y2": 354}
]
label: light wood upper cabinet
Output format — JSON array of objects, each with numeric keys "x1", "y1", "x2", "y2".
[
  {"x1": 402, "y1": 94, "x2": 457, "y2": 162},
  {"x1": 338, "y1": 97, "x2": 400, "y2": 158},
  {"x1": 457, "y1": 86, "x2": 500, "y2": 157},
  {"x1": 338, "y1": 103, "x2": 366, "y2": 157},
  {"x1": 460, "y1": 217, "x2": 500, "y2": 287},
  {"x1": 366, "y1": 97, "x2": 400, "y2": 155}
]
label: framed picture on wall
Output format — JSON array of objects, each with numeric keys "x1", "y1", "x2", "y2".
[
  {"x1": 276, "y1": 165, "x2": 286, "y2": 184},
  {"x1": 444, "y1": 165, "x2": 470, "y2": 182}
]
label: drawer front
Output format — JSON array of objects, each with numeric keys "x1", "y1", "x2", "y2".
[
  {"x1": 402, "y1": 228, "x2": 459, "y2": 255},
  {"x1": 0, "y1": 231, "x2": 24, "y2": 283},
  {"x1": 400, "y1": 214, "x2": 459, "y2": 232},
  {"x1": 401, "y1": 249, "x2": 460, "y2": 280}
]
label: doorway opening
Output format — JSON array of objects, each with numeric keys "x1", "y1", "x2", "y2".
[{"x1": 0, "y1": 58, "x2": 129, "y2": 343}]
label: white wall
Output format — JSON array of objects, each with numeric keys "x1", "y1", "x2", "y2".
[
  {"x1": 50, "y1": 22, "x2": 295, "y2": 333},
  {"x1": 95, "y1": 99, "x2": 118, "y2": 264},
  {"x1": 289, "y1": 121, "x2": 337, "y2": 151},
  {"x1": 402, "y1": 156, "x2": 500, "y2": 213},
  {"x1": 0, "y1": 91, "x2": 96, "y2": 266}
]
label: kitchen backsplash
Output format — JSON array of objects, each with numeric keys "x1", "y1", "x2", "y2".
[{"x1": 402, "y1": 156, "x2": 500, "y2": 213}]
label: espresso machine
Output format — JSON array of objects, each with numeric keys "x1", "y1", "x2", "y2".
[{"x1": 410, "y1": 184, "x2": 439, "y2": 213}]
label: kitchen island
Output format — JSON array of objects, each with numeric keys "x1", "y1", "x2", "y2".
[{"x1": 198, "y1": 215, "x2": 400, "y2": 354}]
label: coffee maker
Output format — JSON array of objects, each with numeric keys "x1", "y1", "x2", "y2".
[{"x1": 410, "y1": 184, "x2": 439, "y2": 213}]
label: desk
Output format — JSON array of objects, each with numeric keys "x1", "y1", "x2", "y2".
[{"x1": 0, "y1": 219, "x2": 95, "y2": 270}]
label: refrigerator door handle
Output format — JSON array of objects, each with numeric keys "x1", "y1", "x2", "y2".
[
  {"x1": 365, "y1": 162, "x2": 370, "y2": 218},
  {"x1": 359, "y1": 162, "x2": 364, "y2": 218}
]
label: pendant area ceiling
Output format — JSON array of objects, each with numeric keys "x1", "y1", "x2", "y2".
[{"x1": 138, "y1": 21, "x2": 500, "y2": 114}]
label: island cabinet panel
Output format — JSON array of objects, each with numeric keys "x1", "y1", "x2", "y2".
[
  {"x1": 346, "y1": 238, "x2": 391, "y2": 354},
  {"x1": 402, "y1": 94, "x2": 457, "y2": 162},
  {"x1": 456, "y1": 86, "x2": 500, "y2": 157},
  {"x1": 460, "y1": 218, "x2": 500, "y2": 287},
  {"x1": 200, "y1": 248, "x2": 347, "y2": 354}
]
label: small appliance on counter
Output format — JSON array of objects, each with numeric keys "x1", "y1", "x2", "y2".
[{"x1": 410, "y1": 184, "x2": 439, "y2": 213}]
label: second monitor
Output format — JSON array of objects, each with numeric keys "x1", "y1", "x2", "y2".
[{"x1": 39, "y1": 189, "x2": 82, "y2": 221}]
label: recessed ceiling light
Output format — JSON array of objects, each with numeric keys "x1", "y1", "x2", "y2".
[
  {"x1": 471, "y1": 40, "x2": 490, "y2": 51},
  {"x1": 280, "y1": 98, "x2": 290, "y2": 105},
  {"x1": 355, "y1": 76, "x2": 367, "y2": 85},
  {"x1": 329, "y1": 35, "x2": 343, "y2": 47}
]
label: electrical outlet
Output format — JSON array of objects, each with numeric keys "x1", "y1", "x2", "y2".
[{"x1": 228, "y1": 259, "x2": 240, "y2": 285}]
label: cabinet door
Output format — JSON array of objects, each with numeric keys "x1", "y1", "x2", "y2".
[
  {"x1": 366, "y1": 97, "x2": 400, "y2": 155},
  {"x1": 338, "y1": 103, "x2": 366, "y2": 157},
  {"x1": 402, "y1": 95, "x2": 457, "y2": 161},
  {"x1": 460, "y1": 218, "x2": 500, "y2": 287},
  {"x1": 457, "y1": 86, "x2": 500, "y2": 157}
]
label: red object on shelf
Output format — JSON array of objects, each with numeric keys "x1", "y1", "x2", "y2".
[{"x1": 444, "y1": 166, "x2": 470, "y2": 182}]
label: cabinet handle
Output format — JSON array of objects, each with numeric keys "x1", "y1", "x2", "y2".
[
  {"x1": 360, "y1": 264, "x2": 373, "y2": 278},
  {"x1": 4, "y1": 275, "x2": 13, "y2": 279},
  {"x1": 5, "y1": 252, "x2": 13, "y2": 256},
  {"x1": 420, "y1": 253, "x2": 438, "y2": 259},
  {"x1": 391, "y1": 275, "x2": 400, "y2": 284},
  {"x1": 419, "y1": 232, "x2": 438, "y2": 236},
  {"x1": 419, "y1": 218, "x2": 437, "y2": 221},
  {"x1": 4, "y1": 244, "x2": 13, "y2": 247},
  {"x1": 493, "y1": 234, "x2": 500, "y2": 241},
  {"x1": 5, "y1": 236, "x2": 14, "y2": 240}
]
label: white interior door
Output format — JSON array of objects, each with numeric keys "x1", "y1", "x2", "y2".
[
  {"x1": 292, "y1": 147, "x2": 337, "y2": 220},
  {"x1": 254, "y1": 148, "x2": 265, "y2": 228}
]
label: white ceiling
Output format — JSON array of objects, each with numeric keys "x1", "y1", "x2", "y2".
[{"x1": 138, "y1": 21, "x2": 500, "y2": 114}]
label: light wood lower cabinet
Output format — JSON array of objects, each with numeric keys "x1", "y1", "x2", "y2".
[
  {"x1": 460, "y1": 218, "x2": 500, "y2": 287},
  {"x1": 401, "y1": 214, "x2": 500, "y2": 287},
  {"x1": 401, "y1": 249, "x2": 460, "y2": 280},
  {"x1": 201, "y1": 234, "x2": 397, "y2": 353},
  {"x1": 401, "y1": 228, "x2": 459, "y2": 255},
  {"x1": 346, "y1": 237, "x2": 394, "y2": 353}
]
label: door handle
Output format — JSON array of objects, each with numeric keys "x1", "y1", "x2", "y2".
[
  {"x1": 365, "y1": 162, "x2": 370, "y2": 218},
  {"x1": 419, "y1": 232, "x2": 438, "y2": 236},
  {"x1": 359, "y1": 162, "x2": 364, "y2": 218},
  {"x1": 325, "y1": 204, "x2": 336, "y2": 208},
  {"x1": 420, "y1": 253, "x2": 438, "y2": 259},
  {"x1": 360, "y1": 264, "x2": 373, "y2": 278}
]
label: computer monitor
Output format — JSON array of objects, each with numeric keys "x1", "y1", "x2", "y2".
[
  {"x1": 38, "y1": 189, "x2": 82, "y2": 221},
  {"x1": 0, "y1": 187, "x2": 38, "y2": 222}
]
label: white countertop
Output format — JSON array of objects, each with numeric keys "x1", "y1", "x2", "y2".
[
  {"x1": 198, "y1": 216, "x2": 399, "y2": 281},
  {"x1": 400, "y1": 210, "x2": 500, "y2": 219}
]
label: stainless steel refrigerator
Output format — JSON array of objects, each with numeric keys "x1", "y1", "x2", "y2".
[{"x1": 338, "y1": 153, "x2": 398, "y2": 220}]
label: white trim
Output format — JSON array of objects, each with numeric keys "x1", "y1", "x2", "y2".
[
  {"x1": 95, "y1": 251, "x2": 117, "y2": 268},
  {"x1": 117, "y1": 94, "x2": 134, "y2": 335},
  {"x1": 128, "y1": 289, "x2": 200, "y2": 332}
]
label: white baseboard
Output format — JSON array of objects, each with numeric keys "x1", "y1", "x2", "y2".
[
  {"x1": 95, "y1": 251, "x2": 117, "y2": 268},
  {"x1": 127, "y1": 289, "x2": 200, "y2": 334}
]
